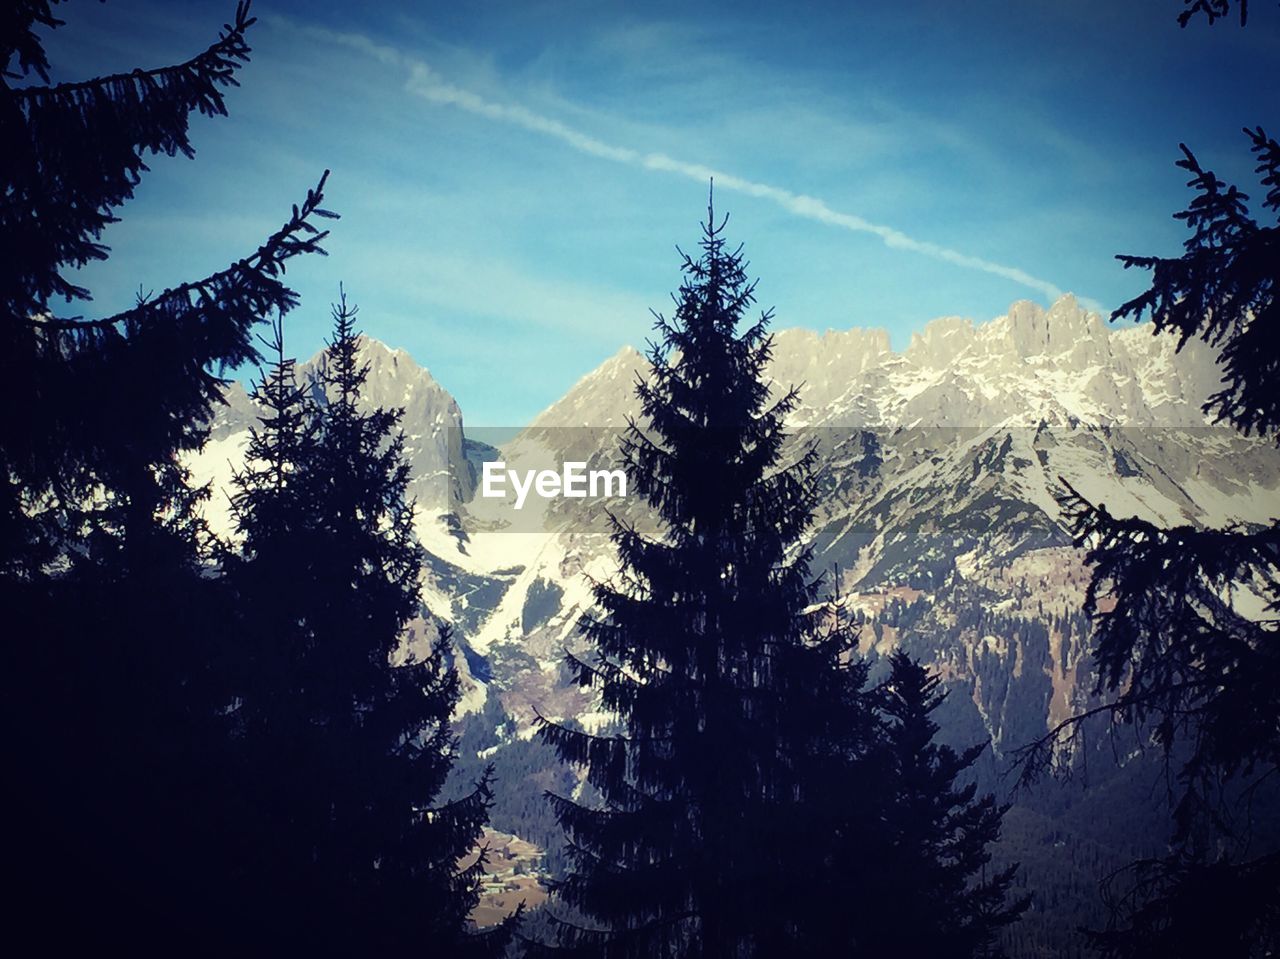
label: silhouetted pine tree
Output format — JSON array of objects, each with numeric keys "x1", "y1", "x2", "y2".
[
  {"x1": 1, "y1": 0, "x2": 334, "y2": 576},
  {"x1": 1022, "y1": 128, "x2": 1280, "y2": 956},
  {"x1": 1, "y1": 3, "x2": 334, "y2": 949},
  {"x1": 866, "y1": 652, "x2": 1028, "y2": 958},
  {"x1": 536, "y1": 198, "x2": 889, "y2": 958},
  {"x1": 227, "y1": 295, "x2": 514, "y2": 956}
]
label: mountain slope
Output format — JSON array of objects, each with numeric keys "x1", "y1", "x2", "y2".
[{"x1": 193, "y1": 297, "x2": 1279, "y2": 740}]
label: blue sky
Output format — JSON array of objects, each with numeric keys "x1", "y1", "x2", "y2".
[{"x1": 37, "y1": 0, "x2": 1279, "y2": 425}]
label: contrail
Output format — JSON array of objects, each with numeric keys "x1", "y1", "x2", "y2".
[{"x1": 287, "y1": 20, "x2": 1098, "y2": 310}]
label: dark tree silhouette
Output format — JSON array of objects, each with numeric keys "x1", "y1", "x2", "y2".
[
  {"x1": 0, "y1": 1, "x2": 334, "y2": 576},
  {"x1": 1114, "y1": 130, "x2": 1280, "y2": 439},
  {"x1": 534, "y1": 197, "x2": 1020, "y2": 957},
  {"x1": 1033, "y1": 128, "x2": 1280, "y2": 776},
  {"x1": 0, "y1": 2, "x2": 335, "y2": 950},
  {"x1": 1177, "y1": 0, "x2": 1250, "y2": 27},
  {"x1": 1022, "y1": 129, "x2": 1280, "y2": 957},
  {"x1": 1089, "y1": 853, "x2": 1280, "y2": 958},
  {"x1": 868, "y1": 653, "x2": 1029, "y2": 958},
  {"x1": 227, "y1": 295, "x2": 515, "y2": 955}
]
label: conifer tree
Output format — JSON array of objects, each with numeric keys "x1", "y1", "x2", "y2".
[
  {"x1": 1068, "y1": 12, "x2": 1280, "y2": 950},
  {"x1": 1, "y1": 0, "x2": 334, "y2": 576},
  {"x1": 536, "y1": 198, "x2": 890, "y2": 958},
  {"x1": 227, "y1": 294, "x2": 513, "y2": 956},
  {"x1": 868, "y1": 652, "x2": 1028, "y2": 958},
  {"x1": 1021, "y1": 125, "x2": 1280, "y2": 957},
  {"x1": 1, "y1": 3, "x2": 334, "y2": 946}
]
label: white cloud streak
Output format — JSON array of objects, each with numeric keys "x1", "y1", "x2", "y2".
[{"x1": 288, "y1": 20, "x2": 1099, "y2": 311}]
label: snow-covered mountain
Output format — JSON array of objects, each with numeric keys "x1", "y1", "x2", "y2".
[
  {"x1": 195, "y1": 296, "x2": 1280, "y2": 757},
  {"x1": 531, "y1": 295, "x2": 1224, "y2": 432},
  {"x1": 189, "y1": 294, "x2": 1279, "y2": 946},
  {"x1": 193, "y1": 338, "x2": 478, "y2": 530}
]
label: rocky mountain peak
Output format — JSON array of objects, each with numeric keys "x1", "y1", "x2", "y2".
[
  {"x1": 531, "y1": 295, "x2": 1224, "y2": 432},
  {"x1": 530, "y1": 344, "x2": 647, "y2": 429},
  {"x1": 995, "y1": 295, "x2": 1106, "y2": 361},
  {"x1": 905, "y1": 315, "x2": 977, "y2": 368},
  {"x1": 200, "y1": 336, "x2": 472, "y2": 519}
]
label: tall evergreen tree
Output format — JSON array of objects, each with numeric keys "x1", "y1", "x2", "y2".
[
  {"x1": 868, "y1": 652, "x2": 1029, "y2": 958},
  {"x1": 537, "y1": 199, "x2": 904, "y2": 957},
  {"x1": 227, "y1": 294, "x2": 513, "y2": 956},
  {"x1": 1, "y1": 3, "x2": 334, "y2": 948},
  {"x1": 1021, "y1": 124, "x2": 1280, "y2": 957}
]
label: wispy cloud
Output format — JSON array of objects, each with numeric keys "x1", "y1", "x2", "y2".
[
  {"x1": 280, "y1": 18, "x2": 1101, "y2": 312},
  {"x1": 364, "y1": 248, "x2": 654, "y2": 344}
]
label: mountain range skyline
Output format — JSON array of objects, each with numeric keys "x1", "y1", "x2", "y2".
[
  {"x1": 206, "y1": 292, "x2": 1228, "y2": 444},
  {"x1": 196, "y1": 291, "x2": 1278, "y2": 605}
]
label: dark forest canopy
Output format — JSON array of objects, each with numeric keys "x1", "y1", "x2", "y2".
[{"x1": 2, "y1": 3, "x2": 500, "y2": 954}]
